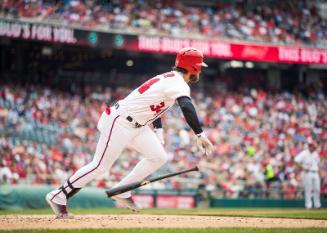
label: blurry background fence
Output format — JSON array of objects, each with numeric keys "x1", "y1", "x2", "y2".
[{"x1": 0, "y1": 185, "x2": 326, "y2": 209}]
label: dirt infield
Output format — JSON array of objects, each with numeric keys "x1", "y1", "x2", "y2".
[{"x1": 0, "y1": 215, "x2": 326, "y2": 229}]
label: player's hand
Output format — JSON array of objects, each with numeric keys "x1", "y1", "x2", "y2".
[
  {"x1": 154, "y1": 128, "x2": 165, "y2": 145},
  {"x1": 196, "y1": 132, "x2": 214, "y2": 156}
]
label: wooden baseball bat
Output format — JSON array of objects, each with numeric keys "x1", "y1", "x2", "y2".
[{"x1": 105, "y1": 166, "x2": 199, "y2": 197}]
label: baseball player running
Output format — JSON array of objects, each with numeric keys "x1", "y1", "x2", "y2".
[
  {"x1": 46, "y1": 47, "x2": 214, "y2": 218},
  {"x1": 294, "y1": 142, "x2": 321, "y2": 209}
]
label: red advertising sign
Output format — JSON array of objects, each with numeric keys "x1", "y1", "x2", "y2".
[
  {"x1": 2, "y1": 19, "x2": 326, "y2": 65},
  {"x1": 137, "y1": 36, "x2": 327, "y2": 65},
  {"x1": 133, "y1": 195, "x2": 154, "y2": 208},
  {"x1": 0, "y1": 20, "x2": 76, "y2": 43},
  {"x1": 156, "y1": 195, "x2": 195, "y2": 208},
  {"x1": 122, "y1": 194, "x2": 196, "y2": 208}
]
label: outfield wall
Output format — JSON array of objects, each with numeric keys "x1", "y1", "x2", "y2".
[
  {"x1": 210, "y1": 198, "x2": 327, "y2": 208},
  {"x1": 0, "y1": 185, "x2": 326, "y2": 209},
  {"x1": 0, "y1": 185, "x2": 115, "y2": 209}
]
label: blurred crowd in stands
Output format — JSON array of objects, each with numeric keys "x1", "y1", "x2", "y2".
[
  {"x1": 0, "y1": 79, "x2": 326, "y2": 199},
  {"x1": 1, "y1": 0, "x2": 327, "y2": 46}
]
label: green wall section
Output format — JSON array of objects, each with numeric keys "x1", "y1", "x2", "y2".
[
  {"x1": 210, "y1": 198, "x2": 327, "y2": 208},
  {"x1": 0, "y1": 185, "x2": 115, "y2": 210}
]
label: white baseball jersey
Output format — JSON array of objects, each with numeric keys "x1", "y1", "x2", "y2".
[
  {"x1": 119, "y1": 71, "x2": 190, "y2": 125},
  {"x1": 294, "y1": 149, "x2": 320, "y2": 172},
  {"x1": 48, "y1": 71, "x2": 190, "y2": 206},
  {"x1": 294, "y1": 149, "x2": 321, "y2": 209}
]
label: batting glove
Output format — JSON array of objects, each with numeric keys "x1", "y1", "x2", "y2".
[
  {"x1": 196, "y1": 132, "x2": 214, "y2": 156},
  {"x1": 154, "y1": 128, "x2": 165, "y2": 145}
]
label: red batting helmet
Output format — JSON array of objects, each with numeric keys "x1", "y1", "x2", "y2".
[
  {"x1": 175, "y1": 47, "x2": 208, "y2": 75},
  {"x1": 308, "y1": 142, "x2": 317, "y2": 148}
]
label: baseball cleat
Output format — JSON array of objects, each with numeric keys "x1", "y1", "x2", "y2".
[
  {"x1": 111, "y1": 196, "x2": 140, "y2": 212},
  {"x1": 45, "y1": 193, "x2": 72, "y2": 219}
]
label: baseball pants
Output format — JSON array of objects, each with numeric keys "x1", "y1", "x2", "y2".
[
  {"x1": 304, "y1": 171, "x2": 321, "y2": 209},
  {"x1": 49, "y1": 106, "x2": 168, "y2": 205}
]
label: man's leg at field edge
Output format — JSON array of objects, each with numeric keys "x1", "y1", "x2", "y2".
[
  {"x1": 111, "y1": 126, "x2": 168, "y2": 211},
  {"x1": 304, "y1": 173, "x2": 313, "y2": 209},
  {"x1": 312, "y1": 173, "x2": 321, "y2": 208},
  {"x1": 46, "y1": 115, "x2": 130, "y2": 218}
]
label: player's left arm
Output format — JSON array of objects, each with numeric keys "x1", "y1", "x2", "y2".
[{"x1": 317, "y1": 152, "x2": 322, "y2": 178}]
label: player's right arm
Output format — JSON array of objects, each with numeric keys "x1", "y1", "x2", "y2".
[
  {"x1": 152, "y1": 118, "x2": 164, "y2": 145},
  {"x1": 177, "y1": 96, "x2": 213, "y2": 155},
  {"x1": 294, "y1": 151, "x2": 305, "y2": 171}
]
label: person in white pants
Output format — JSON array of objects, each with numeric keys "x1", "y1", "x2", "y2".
[
  {"x1": 46, "y1": 47, "x2": 214, "y2": 218},
  {"x1": 295, "y1": 142, "x2": 321, "y2": 209}
]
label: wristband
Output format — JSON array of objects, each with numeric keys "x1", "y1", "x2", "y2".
[{"x1": 196, "y1": 132, "x2": 205, "y2": 138}]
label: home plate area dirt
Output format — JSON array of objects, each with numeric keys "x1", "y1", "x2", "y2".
[{"x1": 1, "y1": 215, "x2": 327, "y2": 229}]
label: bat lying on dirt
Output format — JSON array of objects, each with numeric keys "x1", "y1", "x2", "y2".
[{"x1": 105, "y1": 166, "x2": 199, "y2": 197}]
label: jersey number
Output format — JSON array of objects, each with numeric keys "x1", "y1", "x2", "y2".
[
  {"x1": 138, "y1": 78, "x2": 160, "y2": 94},
  {"x1": 150, "y1": 102, "x2": 165, "y2": 113},
  {"x1": 137, "y1": 72, "x2": 175, "y2": 94}
]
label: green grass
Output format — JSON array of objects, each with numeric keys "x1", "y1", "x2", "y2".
[
  {"x1": 0, "y1": 228, "x2": 326, "y2": 233},
  {"x1": 0, "y1": 208, "x2": 327, "y2": 219}
]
